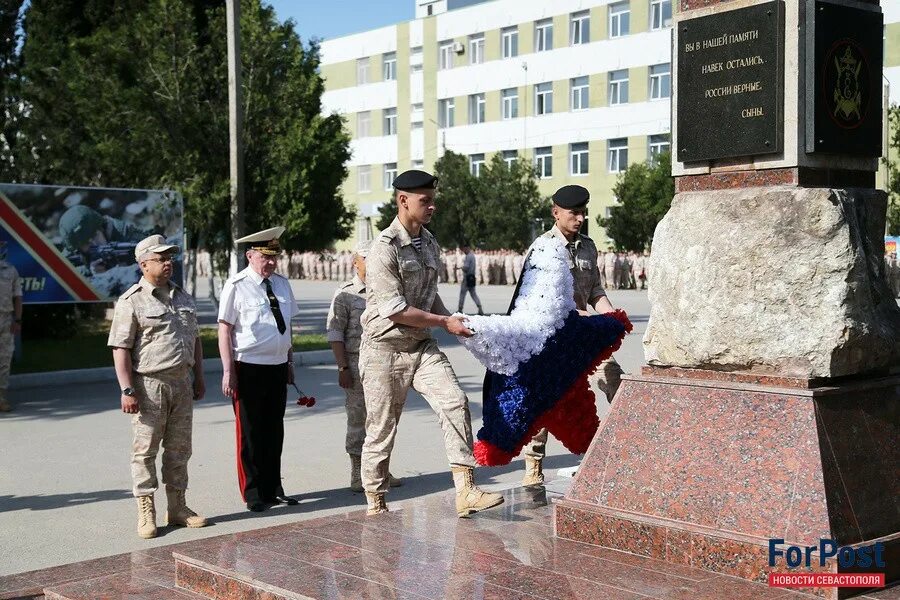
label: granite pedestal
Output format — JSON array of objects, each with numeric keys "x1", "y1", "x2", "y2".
[{"x1": 554, "y1": 367, "x2": 900, "y2": 599}]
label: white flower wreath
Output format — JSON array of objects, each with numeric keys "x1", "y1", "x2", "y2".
[{"x1": 457, "y1": 236, "x2": 575, "y2": 375}]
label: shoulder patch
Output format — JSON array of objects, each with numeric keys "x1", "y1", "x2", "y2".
[
  {"x1": 228, "y1": 271, "x2": 248, "y2": 284},
  {"x1": 120, "y1": 283, "x2": 142, "y2": 299},
  {"x1": 377, "y1": 230, "x2": 396, "y2": 244}
]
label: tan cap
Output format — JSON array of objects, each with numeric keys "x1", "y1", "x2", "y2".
[
  {"x1": 235, "y1": 226, "x2": 286, "y2": 256},
  {"x1": 135, "y1": 234, "x2": 178, "y2": 261},
  {"x1": 354, "y1": 239, "x2": 373, "y2": 258}
]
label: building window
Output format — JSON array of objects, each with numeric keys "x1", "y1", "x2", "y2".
[
  {"x1": 534, "y1": 147, "x2": 553, "y2": 178},
  {"x1": 535, "y1": 19, "x2": 553, "y2": 52},
  {"x1": 438, "y1": 98, "x2": 455, "y2": 128},
  {"x1": 570, "y1": 142, "x2": 589, "y2": 175},
  {"x1": 412, "y1": 159, "x2": 424, "y2": 168},
  {"x1": 535, "y1": 82, "x2": 553, "y2": 115},
  {"x1": 383, "y1": 163, "x2": 398, "y2": 190},
  {"x1": 383, "y1": 107, "x2": 397, "y2": 135},
  {"x1": 468, "y1": 93, "x2": 486, "y2": 125},
  {"x1": 502, "y1": 150, "x2": 518, "y2": 168},
  {"x1": 650, "y1": 0, "x2": 672, "y2": 30},
  {"x1": 649, "y1": 63, "x2": 671, "y2": 100},
  {"x1": 570, "y1": 11, "x2": 590, "y2": 45},
  {"x1": 501, "y1": 26, "x2": 519, "y2": 58},
  {"x1": 609, "y1": 2, "x2": 631, "y2": 38},
  {"x1": 382, "y1": 52, "x2": 396, "y2": 81},
  {"x1": 501, "y1": 88, "x2": 519, "y2": 120},
  {"x1": 571, "y1": 76, "x2": 589, "y2": 111},
  {"x1": 470, "y1": 153, "x2": 485, "y2": 177},
  {"x1": 438, "y1": 40, "x2": 454, "y2": 70},
  {"x1": 609, "y1": 69, "x2": 629, "y2": 105},
  {"x1": 358, "y1": 165, "x2": 371, "y2": 192},
  {"x1": 356, "y1": 58, "x2": 369, "y2": 85},
  {"x1": 357, "y1": 111, "x2": 370, "y2": 137},
  {"x1": 648, "y1": 134, "x2": 670, "y2": 162},
  {"x1": 469, "y1": 34, "x2": 485, "y2": 65},
  {"x1": 608, "y1": 138, "x2": 628, "y2": 173}
]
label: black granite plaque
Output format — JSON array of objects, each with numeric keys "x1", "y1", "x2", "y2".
[
  {"x1": 805, "y1": 0, "x2": 883, "y2": 156},
  {"x1": 677, "y1": 1, "x2": 784, "y2": 162}
]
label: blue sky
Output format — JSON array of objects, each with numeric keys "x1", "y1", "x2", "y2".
[{"x1": 267, "y1": 1, "x2": 414, "y2": 42}]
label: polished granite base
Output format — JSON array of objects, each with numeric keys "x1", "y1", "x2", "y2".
[
  {"x1": 3, "y1": 486, "x2": 899, "y2": 599},
  {"x1": 555, "y1": 371, "x2": 900, "y2": 600}
]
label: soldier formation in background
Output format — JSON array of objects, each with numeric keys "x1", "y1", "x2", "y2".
[{"x1": 194, "y1": 247, "x2": 653, "y2": 289}]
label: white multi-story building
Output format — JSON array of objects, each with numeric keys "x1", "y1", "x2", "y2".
[{"x1": 321, "y1": 0, "x2": 900, "y2": 248}]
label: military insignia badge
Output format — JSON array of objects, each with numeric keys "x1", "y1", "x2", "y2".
[{"x1": 823, "y1": 39, "x2": 870, "y2": 130}]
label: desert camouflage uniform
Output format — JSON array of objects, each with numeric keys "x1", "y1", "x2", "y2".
[
  {"x1": 524, "y1": 225, "x2": 624, "y2": 459},
  {"x1": 326, "y1": 275, "x2": 368, "y2": 455},
  {"x1": 108, "y1": 278, "x2": 199, "y2": 497},
  {"x1": 360, "y1": 217, "x2": 475, "y2": 494},
  {"x1": 0, "y1": 260, "x2": 22, "y2": 407}
]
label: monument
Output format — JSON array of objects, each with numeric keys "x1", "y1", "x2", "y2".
[{"x1": 555, "y1": 0, "x2": 899, "y2": 598}]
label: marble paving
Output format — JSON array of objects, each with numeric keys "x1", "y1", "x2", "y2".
[{"x1": 1, "y1": 487, "x2": 897, "y2": 599}]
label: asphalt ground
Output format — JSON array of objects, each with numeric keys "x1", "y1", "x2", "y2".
[{"x1": 0, "y1": 279, "x2": 650, "y2": 576}]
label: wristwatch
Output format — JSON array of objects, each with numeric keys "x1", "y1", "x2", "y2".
[
  {"x1": 122, "y1": 387, "x2": 136, "y2": 397},
  {"x1": 338, "y1": 366, "x2": 350, "y2": 372}
]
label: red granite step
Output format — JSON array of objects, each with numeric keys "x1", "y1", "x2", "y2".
[{"x1": 43, "y1": 565, "x2": 207, "y2": 600}]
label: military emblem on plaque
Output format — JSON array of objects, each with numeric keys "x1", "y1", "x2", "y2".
[
  {"x1": 806, "y1": 0, "x2": 882, "y2": 155},
  {"x1": 825, "y1": 41, "x2": 868, "y2": 128}
]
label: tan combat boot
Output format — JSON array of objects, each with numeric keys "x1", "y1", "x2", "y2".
[
  {"x1": 165, "y1": 486, "x2": 207, "y2": 528},
  {"x1": 136, "y1": 495, "x2": 157, "y2": 539},
  {"x1": 365, "y1": 491, "x2": 389, "y2": 515},
  {"x1": 522, "y1": 457, "x2": 545, "y2": 487},
  {"x1": 349, "y1": 455, "x2": 364, "y2": 492},
  {"x1": 451, "y1": 466, "x2": 504, "y2": 518}
]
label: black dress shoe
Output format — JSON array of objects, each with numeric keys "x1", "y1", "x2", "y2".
[
  {"x1": 247, "y1": 500, "x2": 266, "y2": 512},
  {"x1": 268, "y1": 494, "x2": 299, "y2": 506}
]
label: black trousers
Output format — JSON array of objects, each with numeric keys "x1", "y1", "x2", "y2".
[{"x1": 232, "y1": 361, "x2": 288, "y2": 503}]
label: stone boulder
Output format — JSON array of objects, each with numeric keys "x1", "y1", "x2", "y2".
[{"x1": 643, "y1": 186, "x2": 900, "y2": 378}]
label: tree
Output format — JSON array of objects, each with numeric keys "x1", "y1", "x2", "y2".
[
  {"x1": 14, "y1": 0, "x2": 353, "y2": 258},
  {"x1": 0, "y1": 0, "x2": 25, "y2": 180},
  {"x1": 375, "y1": 151, "x2": 546, "y2": 251},
  {"x1": 598, "y1": 151, "x2": 674, "y2": 252},
  {"x1": 885, "y1": 106, "x2": 900, "y2": 236}
]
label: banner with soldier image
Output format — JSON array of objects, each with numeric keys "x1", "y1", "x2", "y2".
[{"x1": 0, "y1": 184, "x2": 183, "y2": 303}]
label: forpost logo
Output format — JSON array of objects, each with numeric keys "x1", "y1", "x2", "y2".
[{"x1": 767, "y1": 538, "x2": 886, "y2": 590}]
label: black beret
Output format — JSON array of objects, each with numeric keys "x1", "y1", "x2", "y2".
[
  {"x1": 392, "y1": 169, "x2": 438, "y2": 191},
  {"x1": 552, "y1": 185, "x2": 590, "y2": 208}
]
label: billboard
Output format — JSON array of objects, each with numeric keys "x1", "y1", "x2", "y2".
[
  {"x1": 0, "y1": 184, "x2": 183, "y2": 303},
  {"x1": 886, "y1": 237, "x2": 899, "y2": 256}
]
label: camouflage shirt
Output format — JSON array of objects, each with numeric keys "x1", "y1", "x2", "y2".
[
  {"x1": 0, "y1": 260, "x2": 22, "y2": 314},
  {"x1": 361, "y1": 217, "x2": 442, "y2": 349},
  {"x1": 326, "y1": 275, "x2": 366, "y2": 353},
  {"x1": 108, "y1": 277, "x2": 199, "y2": 374},
  {"x1": 531, "y1": 225, "x2": 606, "y2": 310}
]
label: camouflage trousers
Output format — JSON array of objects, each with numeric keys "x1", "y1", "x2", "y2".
[
  {"x1": 524, "y1": 357, "x2": 624, "y2": 459},
  {"x1": 0, "y1": 313, "x2": 12, "y2": 402},
  {"x1": 131, "y1": 365, "x2": 194, "y2": 497},
  {"x1": 344, "y1": 352, "x2": 366, "y2": 456},
  {"x1": 360, "y1": 338, "x2": 475, "y2": 493}
]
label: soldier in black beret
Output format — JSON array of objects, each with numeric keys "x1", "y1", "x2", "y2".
[
  {"x1": 391, "y1": 169, "x2": 438, "y2": 191},
  {"x1": 491, "y1": 184, "x2": 624, "y2": 487}
]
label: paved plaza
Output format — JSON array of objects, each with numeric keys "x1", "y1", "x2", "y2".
[{"x1": 0, "y1": 281, "x2": 649, "y2": 577}]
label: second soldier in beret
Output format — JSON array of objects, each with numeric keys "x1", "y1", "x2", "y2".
[
  {"x1": 359, "y1": 169, "x2": 503, "y2": 517},
  {"x1": 326, "y1": 239, "x2": 402, "y2": 492},
  {"x1": 499, "y1": 184, "x2": 624, "y2": 486}
]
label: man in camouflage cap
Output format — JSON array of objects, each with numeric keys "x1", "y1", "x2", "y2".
[
  {"x1": 326, "y1": 239, "x2": 402, "y2": 492},
  {"x1": 360, "y1": 169, "x2": 503, "y2": 517},
  {"x1": 108, "y1": 234, "x2": 207, "y2": 538}
]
